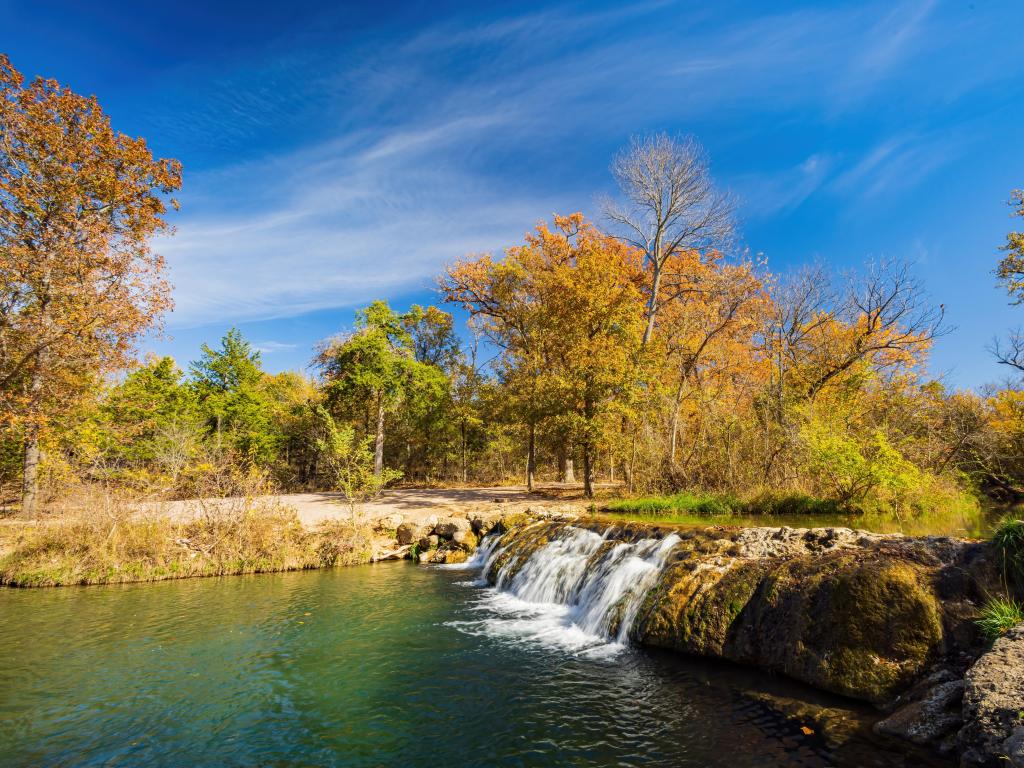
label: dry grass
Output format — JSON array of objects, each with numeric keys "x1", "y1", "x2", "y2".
[{"x1": 0, "y1": 485, "x2": 375, "y2": 588}]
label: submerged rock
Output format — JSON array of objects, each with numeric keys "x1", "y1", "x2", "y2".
[{"x1": 874, "y1": 678, "x2": 964, "y2": 746}]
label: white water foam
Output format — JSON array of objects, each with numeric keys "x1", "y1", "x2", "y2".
[{"x1": 447, "y1": 525, "x2": 680, "y2": 656}]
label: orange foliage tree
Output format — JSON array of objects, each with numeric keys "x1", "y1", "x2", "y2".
[
  {"x1": 0, "y1": 54, "x2": 181, "y2": 513},
  {"x1": 443, "y1": 214, "x2": 646, "y2": 496}
]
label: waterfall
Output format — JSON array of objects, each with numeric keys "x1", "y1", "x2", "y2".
[{"x1": 451, "y1": 524, "x2": 680, "y2": 654}]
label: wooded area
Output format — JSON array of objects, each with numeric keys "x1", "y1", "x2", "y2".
[{"x1": 4, "y1": 53, "x2": 1024, "y2": 520}]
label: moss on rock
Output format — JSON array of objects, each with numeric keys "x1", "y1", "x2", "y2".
[{"x1": 632, "y1": 534, "x2": 948, "y2": 705}]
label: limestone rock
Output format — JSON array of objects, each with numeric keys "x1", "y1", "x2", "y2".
[
  {"x1": 470, "y1": 512, "x2": 504, "y2": 537},
  {"x1": 396, "y1": 522, "x2": 431, "y2": 545},
  {"x1": 959, "y1": 625, "x2": 1024, "y2": 767},
  {"x1": 371, "y1": 544, "x2": 410, "y2": 562},
  {"x1": 452, "y1": 528, "x2": 478, "y2": 551},
  {"x1": 873, "y1": 679, "x2": 964, "y2": 745},
  {"x1": 434, "y1": 517, "x2": 471, "y2": 538},
  {"x1": 380, "y1": 513, "x2": 403, "y2": 530}
]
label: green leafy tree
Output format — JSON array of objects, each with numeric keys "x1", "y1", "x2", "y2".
[
  {"x1": 310, "y1": 404, "x2": 400, "y2": 519},
  {"x1": 189, "y1": 328, "x2": 277, "y2": 463},
  {"x1": 101, "y1": 356, "x2": 199, "y2": 464},
  {"x1": 316, "y1": 301, "x2": 447, "y2": 477}
]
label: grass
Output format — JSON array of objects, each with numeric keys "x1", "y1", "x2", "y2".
[
  {"x1": 0, "y1": 499, "x2": 376, "y2": 587},
  {"x1": 993, "y1": 518, "x2": 1024, "y2": 595},
  {"x1": 975, "y1": 596, "x2": 1024, "y2": 640},
  {"x1": 604, "y1": 491, "x2": 846, "y2": 519}
]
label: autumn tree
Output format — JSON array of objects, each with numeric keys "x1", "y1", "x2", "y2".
[
  {"x1": 445, "y1": 214, "x2": 645, "y2": 497},
  {"x1": 0, "y1": 54, "x2": 181, "y2": 513},
  {"x1": 656, "y1": 250, "x2": 766, "y2": 467},
  {"x1": 442, "y1": 243, "x2": 551, "y2": 489},
  {"x1": 604, "y1": 133, "x2": 734, "y2": 346},
  {"x1": 995, "y1": 189, "x2": 1024, "y2": 303}
]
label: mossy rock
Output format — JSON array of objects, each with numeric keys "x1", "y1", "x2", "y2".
[{"x1": 637, "y1": 547, "x2": 944, "y2": 705}]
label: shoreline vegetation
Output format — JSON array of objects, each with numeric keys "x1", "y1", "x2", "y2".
[{"x1": 0, "y1": 498, "x2": 374, "y2": 588}]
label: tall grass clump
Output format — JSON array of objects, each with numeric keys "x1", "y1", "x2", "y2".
[
  {"x1": 992, "y1": 518, "x2": 1024, "y2": 596},
  {"x1": 975, "y1": 596, "x2": 1024, "y2": 640}
]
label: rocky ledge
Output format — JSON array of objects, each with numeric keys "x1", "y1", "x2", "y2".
[{"x1": 485, "y1": 517, "x2": 1022, "y2": 767}]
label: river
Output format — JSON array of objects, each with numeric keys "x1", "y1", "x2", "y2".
[{"x1": 0, "y1": 558, "x2": 947, "y2": 767}]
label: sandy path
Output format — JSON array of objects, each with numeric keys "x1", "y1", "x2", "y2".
[{"x1": 158, "y1": 485, "x2": 583, "y2": 528}]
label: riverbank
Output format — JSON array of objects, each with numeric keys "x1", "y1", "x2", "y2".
[{"x1": 0, "y1": 487, "x2": 586, "y2": 587}]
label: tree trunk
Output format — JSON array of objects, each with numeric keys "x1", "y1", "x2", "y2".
[
  {"x1": 374, "y1": 395, "x2": 385, "y2": 477},
  {"x1": 557, "y1": 443, "x2": 576, "y2": 484},
  {"x1": 582, "y1": 444, "x2": 594, "y2": 499},
  {"x1": 526, "y1": 422, "x2": 536, "y2": 491},
  {"x1": 583, "y1": 395, "x2": 595, "y2": 498},
  {"x1": 22, "y1": 362, "x2": 44, "y2": 516},
  {"x1": 22, "y1": 428, "x2": 41, "y2": 516},
  {"x1": 641, "y1": 238, "x2": 663, "y2": 346},
  {"x1": 461, "y1": 420, "x2": 468, "y2": 484},
  {"x1": 668, "y1": 374, "x2": 687, "y2": 464}
]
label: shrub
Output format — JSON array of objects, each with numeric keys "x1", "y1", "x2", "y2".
[{"x1": 0, "y1": 491, "x2": 374, "y2": 587}]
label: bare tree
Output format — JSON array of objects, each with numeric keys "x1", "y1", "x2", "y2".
[
  {"x1": 990, "y1": 329, "x2": 1024, "y2": 374},
  {"x1": 770, "y1": 258, "x2": 948, "y2": 403},
  {"x1": 603, "y1": 133, "x2": 736, "y2": 345}
]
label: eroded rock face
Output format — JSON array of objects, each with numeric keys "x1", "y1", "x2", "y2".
[{"x1": 959, "y1": 625, "x2": 1024, "y2": 767}]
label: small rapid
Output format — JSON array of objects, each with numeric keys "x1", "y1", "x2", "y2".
[{"x1": 449, "y1": 524, "x2": 680, "y2": 655}]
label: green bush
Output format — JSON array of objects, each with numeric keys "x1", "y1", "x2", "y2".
[{"x1": 746, "y1": 491, "x2": 848, "y2": 517}]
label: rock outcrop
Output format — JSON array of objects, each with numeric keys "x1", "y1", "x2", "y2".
[
  {"x1": 482, "y1": 518, "x2": 1018, "y2": 765},
  {"x1": 959, "y1": 625, "x2": 1024, "y2": 767}
]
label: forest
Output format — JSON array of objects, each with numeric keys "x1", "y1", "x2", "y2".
[{"x1": 4, "y1": 52, "x2": 1024, "y2": 526}]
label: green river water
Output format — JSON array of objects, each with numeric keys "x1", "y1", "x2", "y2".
[{"x1": 0, "y1": 561, "x2": 949, "y2": 767}]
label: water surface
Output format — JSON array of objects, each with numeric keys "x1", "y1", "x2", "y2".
[{"x1": 1, "y1": 563, "x2": 947, "y2": 767}]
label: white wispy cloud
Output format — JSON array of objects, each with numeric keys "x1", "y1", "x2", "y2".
[
  {"x1": 253, "y1": 341, "x2": 298, "y2": 354},
  {"x1": 148, "y1": 0, "x2": 1017, "y2": 329},
  {"x1": 734, "y1": 154, "x2": 836, "y2": 218}
]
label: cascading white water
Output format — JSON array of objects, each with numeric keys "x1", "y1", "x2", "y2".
[{"x1": 449, "y1": 525, "x2": 680, "y2": 655}]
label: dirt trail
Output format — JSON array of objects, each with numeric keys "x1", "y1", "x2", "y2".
[{"x1": 159, "y1": 485, "x2": 590, "y2": 528}]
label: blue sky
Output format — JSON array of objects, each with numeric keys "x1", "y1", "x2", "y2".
[{"x1": 5, "y1": 0, "x2": 1024, "y2": 388}]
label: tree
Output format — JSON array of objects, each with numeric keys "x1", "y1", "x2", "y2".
[
  {"x1": 189, "y1": 328, "x2": 276, "y2": 462},
  {"x1": 0, "y1": 54, "x2": 181, "y2": 513},
  {"x1": 444, "y1": 214, "x2": 645, "y2": 497},
  {"x1": 996, "y1": 189, "x2": 1024, "y2": 303},
  {"x1": 604, "y1": 133, "x2": 734, "y2": 346},
  {"x1": 316, "y1": 302, "x2": 445, "y2": 477},
  {"x1": 310, "y1": 404, "x2": 400, "y2": 521},
  {"x1": 992, "y1": 190, "x2": 1024, "y2": 374},
  {"x1": 656, "y1": 250, "x2": 766, "y2": 466},
  {"x1": 442, "y1": 230, "x2": 555, "y2": 490}
]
